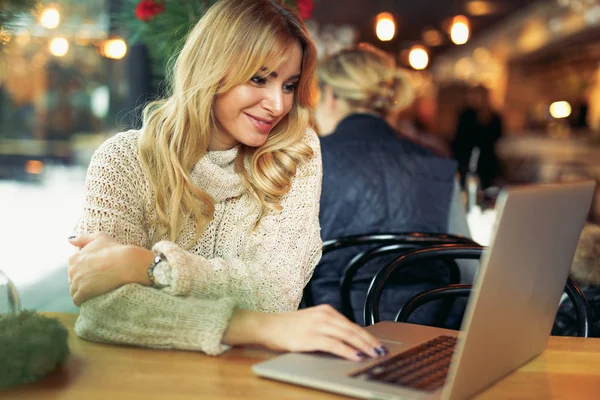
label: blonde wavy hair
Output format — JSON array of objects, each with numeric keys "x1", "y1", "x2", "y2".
[
  {"x1": 316, "y1": 44, "x2": 414, "y2": 117},
  {"x1": 138, "y1": 0, "x2": 317, "y2": 244}
]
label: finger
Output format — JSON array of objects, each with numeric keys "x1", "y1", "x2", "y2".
[
  {"x1": 319, "y1": 319, "x2": 382, "y2": 358},
  {"x1": 69, "y1": 280, "x2": 77, "y2": 299},
  {"x1": 69, "y1": 234, "x2": 95, "y2": 248},
  {"x1": 67, "y1": 253, "x2": 80, "y2": 278},
  {"x1": 328, "y1": 316, "x2": 384, "y2": 357},
  {"x1": 71, "y1": 279, "x2": 89, "y2": 306},
  {"x1": 310, "y1": 305, "x2": 384, "y2": 358},
  {"x1": 313, "y1": 336, "x2": 365, "y2": 361},
  {"x1": 71, "y1": 290, "x2": 82, "y2": 307}
]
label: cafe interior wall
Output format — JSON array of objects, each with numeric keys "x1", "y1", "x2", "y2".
[
  {"x1": 505, "y1": 50, "x2": 600, "y2": 134},
  {"x1": 431, "y1": 0, "x2": 600, "y2": 137}
]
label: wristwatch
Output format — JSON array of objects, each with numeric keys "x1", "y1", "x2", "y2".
[{"x1": 148, "y1": 253, "x2": 171, "y2": 288}]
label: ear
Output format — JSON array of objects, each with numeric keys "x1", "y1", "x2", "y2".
[{"x1": 324, "y1": 85, "x2": 337, "y2": 113}]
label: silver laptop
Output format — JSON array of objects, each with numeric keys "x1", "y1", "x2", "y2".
[{"x1": 253, "y1": 181, "x2": 596, "y2": 400}]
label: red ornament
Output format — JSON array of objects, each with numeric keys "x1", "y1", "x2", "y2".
[
  {"x1": 297, "y1": 0, "x2": 313, "y2": 20},
  {"x1": 135, "y1": 0, "x2": 165, "y2": 22}
]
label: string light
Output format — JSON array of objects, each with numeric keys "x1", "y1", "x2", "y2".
[
  {"x1": 49, "y1": 37, "x2": 69, "y2": 57},
  {"x1": 408, "y1": 46, "x2": 429, "y2": 70},
  {"x1": 375, "y1": 12, "x2": 396, "y2": 42},
  {"x1": 101, "y1": 38, "x2": 128, "y2": 60},
  {"x1": 473, "y1": 47, "x2": 491, "y2": 63},
  {"x1": 466, "y1": 0, "x2": 496, "y2": 16},
  {"x1": 39, "y1": 7, "x2": 60, "y2": 29},
  {"x1": 422, "y1": 28, "x2": 443, "y2": 47}
]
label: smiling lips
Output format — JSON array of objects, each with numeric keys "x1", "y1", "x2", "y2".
[{"x1": 245, "y1": 113, "x2": 274, "y2": 134}]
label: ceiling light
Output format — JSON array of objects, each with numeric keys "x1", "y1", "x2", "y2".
[
  {"x1": 375, "y1": 12, "x2": 396, "y2": 42},
  {"x1": 450, "y1": 15, "x2": 470, "y2": 45}
]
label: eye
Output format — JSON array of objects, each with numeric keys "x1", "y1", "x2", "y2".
[
  {"x1": 283, "y1": 82, "x2": 298, "y2": 94},
  {"x1": 251, "y1": 75, "x2": 267, "y2": 85}
]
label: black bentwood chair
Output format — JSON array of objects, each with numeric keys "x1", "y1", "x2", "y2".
[
  {"x1": 363, "y1": 244, "x2": 591, "y2": 338},
  {"x1": 300, "y1": 232, "x2": 478, "y2": 317}
]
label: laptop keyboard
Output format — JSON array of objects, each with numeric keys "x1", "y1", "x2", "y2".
[{"x1": 350, "y1": 335, "x2": 457, "y2": 392}]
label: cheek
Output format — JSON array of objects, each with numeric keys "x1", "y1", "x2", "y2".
[
  {"x1": 214, "y1": 94, "x2": 233, "y2": 122},
  {"x1": 283, "y1": 95, "x2": 295, "y2": 115}
]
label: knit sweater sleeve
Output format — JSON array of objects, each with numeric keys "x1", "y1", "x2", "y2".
[
  {"x1": 73, "y1": 131, "x2": 236, "y2": 355},
  {"x1": 153, "y1": 128, "x2": 323, "y2": 312}
]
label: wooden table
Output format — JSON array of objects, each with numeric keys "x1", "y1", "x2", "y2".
[{"x1": 2, "y1": 313, "x2": 600, "y2": 399}]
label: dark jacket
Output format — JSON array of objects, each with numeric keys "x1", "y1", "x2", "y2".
[{"x1": 311, "y1": 113, "x2": 459, "y2": 325}]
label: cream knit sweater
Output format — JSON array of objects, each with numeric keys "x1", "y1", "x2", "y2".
[{"x1": 73, "y1": 128, "x2": 323, "y2": 355}]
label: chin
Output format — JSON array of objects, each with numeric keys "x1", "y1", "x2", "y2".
[{"x1": 241, "y1": 135, "x2": 270, "y2": 149}]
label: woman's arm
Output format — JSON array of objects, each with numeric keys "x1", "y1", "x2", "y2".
[
  {"x1": 71, "y1": 132, "x2": 237, "y2": 354},
  {"x1": 72, "y1": 130, "x2": 322, "y2": 312},
  {"x1": 75, "y1": 283, "x2": 236, "y2": 355},
  {"x1": 72, "y1": 130, "x2": 384, "y2": 359}
]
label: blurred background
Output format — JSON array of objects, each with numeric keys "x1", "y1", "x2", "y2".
[{"x1": 2, "y1": 0, "x2": 600, "y2": 312}]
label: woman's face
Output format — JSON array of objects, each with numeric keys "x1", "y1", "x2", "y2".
[{"x1": 210, "y1": 41, "x2": 303, "y2": 151}]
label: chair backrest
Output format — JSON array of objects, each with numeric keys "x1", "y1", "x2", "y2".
[
  {"x1": 322, "y1": 232, "x2": 475, "y2": 254},
  {"x1": 363, "y1": 244, "x2": 483, "y2": 326},
  {"x1": 366, "y1": 245, "x2": 591, "y2": 337},
  {"x1": 301, "y1": 232, "x2": 476, "y2": 309},
  {"x1": 340, "y1": 243, "x2": 468, "y2": 322}
]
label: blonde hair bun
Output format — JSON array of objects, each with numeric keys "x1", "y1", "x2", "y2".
[{"x1": 317, "y1": 44, "x2": 414, "y2": 116}]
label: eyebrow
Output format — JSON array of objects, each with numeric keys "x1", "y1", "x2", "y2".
[{"x1": 260, "y1": 67, "x2": 301, "y2": 81}]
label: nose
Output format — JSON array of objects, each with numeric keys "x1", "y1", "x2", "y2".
[{"x1": 261, "y1": 87, "x2": 285, "y2": 117}]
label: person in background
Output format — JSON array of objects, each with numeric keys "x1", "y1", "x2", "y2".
[
  {"x1": 554, "y1": 222, "x2": 600, "y2": 337},
  {"x1": 311, "y1": 45, "x2": 472, "y2": 325},
  {"x1": 66, "y1": 0, "x2": 386, "y2": 362},
  {"x1": 452, "y1": 85, "x2": 503, "y2": 190}
]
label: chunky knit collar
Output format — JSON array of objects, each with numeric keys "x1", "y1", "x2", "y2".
[{"x1": 190, "y1": 146, "x2": 246, "y2": 203}]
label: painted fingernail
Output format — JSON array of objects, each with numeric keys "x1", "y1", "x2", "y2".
[
  {"x1": 373, "y1": 346, "x2": 388, "y2": 357},
  {"x1": 356, "y1": 352, "x2": 368, "y2": 359}
]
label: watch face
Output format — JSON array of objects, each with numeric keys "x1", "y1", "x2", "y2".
[{"x1": 153, "y1": 261, "x2": 171, "y2": 287}]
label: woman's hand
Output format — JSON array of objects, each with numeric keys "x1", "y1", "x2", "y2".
[
  {"x1": 224, "y1": 305, "x2": 387, "y2": 361},
  {"x1": 68, "y1": 233, "x2": 155, "y2": 306}
]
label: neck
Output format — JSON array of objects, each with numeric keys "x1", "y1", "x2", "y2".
[{"x1": 351, "y1": 108, "x2": 381, "y2": 118}]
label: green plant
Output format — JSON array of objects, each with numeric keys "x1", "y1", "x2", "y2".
[
  {"x1": 0, "y1": 0, "x2": 38, "y2": 46},
  {"x1": 117, "y1": 0, "x2": 314, "y2": 80},
  {"x1": 0, "y1": 310, "x2": 70, "y2": 388}
]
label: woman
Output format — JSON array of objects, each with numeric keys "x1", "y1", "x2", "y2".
[
  {"x1": 67, "y1": 0, "x2": 385, "y2": 361},
  {"x1": 312, "y1": 45, "x2": 472, "y2": 325}
]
